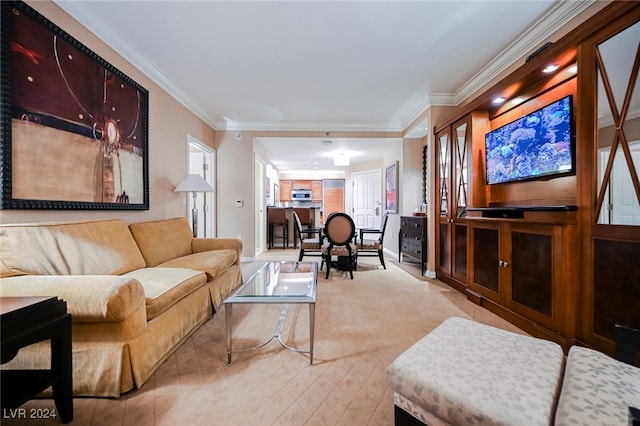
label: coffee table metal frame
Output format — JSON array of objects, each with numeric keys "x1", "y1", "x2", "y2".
[{"x1": 224, "y1": 261, "x2": 318, "y2": 365}]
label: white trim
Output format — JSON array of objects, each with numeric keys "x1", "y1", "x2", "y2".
[{"x1": 54, "y1": 0, "x2": 592, "y2": 133}]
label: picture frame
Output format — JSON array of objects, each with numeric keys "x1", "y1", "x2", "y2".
[
  {"x1": 385, "y1": 161, "x2": 398, "y2": 213},
  {"x1": 1, "y1": 1, "x2": 149, "y2": 210}
]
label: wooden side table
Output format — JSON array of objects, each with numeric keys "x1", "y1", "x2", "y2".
[{"x1": 1, "y1": 297, "x2": 73, "y2": 423}]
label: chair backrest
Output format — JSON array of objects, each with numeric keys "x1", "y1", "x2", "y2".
[
  {"x1": 292, "y1": 211, "x2": 303, "y2": 238},
  {"x1": 267, "y1": 207, "x2": 286, "y2": 224},
  {"x1": 324, "y1": 212, "x2": 356, "y2": 246},
  {"x1": 293, "y1": 208, "x2": 311, "y2": 225},
  {"x1": 378, "y1": 213, "x2": 390, "y2": 239}
]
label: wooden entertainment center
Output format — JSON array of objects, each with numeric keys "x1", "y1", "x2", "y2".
[{"x1": 433, "y1": 2, "x2": 640, "y2": 358}]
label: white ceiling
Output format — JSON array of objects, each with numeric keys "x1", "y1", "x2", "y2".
[{"x1": 55, "y1": 0, "x2": 592, "y2": 173}]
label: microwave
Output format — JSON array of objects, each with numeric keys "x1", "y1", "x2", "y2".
[{"x1": 291, "y1": 189, "x2": 312, "y2": 200}]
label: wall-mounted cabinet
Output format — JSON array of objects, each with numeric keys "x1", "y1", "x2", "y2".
[
  {"x1": 278, "y1": 180, "x2": 323, "y2": 202},
  {"x1": 280, "y1": 180, "x2": 292, "y2": 202}
]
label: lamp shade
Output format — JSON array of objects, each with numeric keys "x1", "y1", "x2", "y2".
[{"x1": 174, "y1": 174, "x2": 214, "y2": 193}]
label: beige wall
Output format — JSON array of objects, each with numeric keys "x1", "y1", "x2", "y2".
[
  {"x1": 1, "y1": 1, "x2": 215, "y2": 227},
  {"x1": 3, "y1": 1, "x2": 608, "y2": 264}
]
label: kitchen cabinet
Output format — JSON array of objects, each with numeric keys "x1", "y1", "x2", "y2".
[
  {"x1": 280, "y1": 181, "x2": 292, "y2": 202},
  {"x1": 312, "y1": 181, "x2": 322, "y2": 201},
  {"x1": 322, "y1": 179, "x2": 344, "y2": 222},
  {"x1": 279, "y1": 180, "x2": 323, "y2": 203}
]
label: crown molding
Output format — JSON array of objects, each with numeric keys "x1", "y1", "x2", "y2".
[
  {"x1": 55, "y1": 0, "x2": 594, "y2": 133},
  {"x1": 451, "y1": 0, "x2": 594, "y2": 105},
  {"x1": 216, "y1": 119, "x2": 405, "y2": 133},
  {"x1": 52, "y1": 0, "x2": 220, "y2": 129}
]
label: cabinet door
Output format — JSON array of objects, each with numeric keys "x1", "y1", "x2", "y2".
[
  {"x1": 280, "y1": 181, "x2": 292, "y2": 201},
  {"x1": 509, "y1": 224, "x2": 562, "y2": 330},
  {"x1": 311, "y1": 181, "x2": 322, "y2": 201},
  {"x1": 294, "y1": 180, "x2": 312, "y2": 190},
  {"x1": 436, "y1": 127, "x2": 452, "y2": 276},
  {"x1": 452, "y1": 222, "x2": 468, "y2": 282},
  {"x1": 469, "y1": 222, "x2": 502, "y2": 301}
]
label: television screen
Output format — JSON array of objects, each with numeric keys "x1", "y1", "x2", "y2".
[{"x1": 485, "y1": 95, "x2": 574, "y2": 185}]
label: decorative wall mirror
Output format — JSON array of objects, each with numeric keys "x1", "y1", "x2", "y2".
[{"x1": 595, "y1": 20, "x2": 640, "y2": 225}]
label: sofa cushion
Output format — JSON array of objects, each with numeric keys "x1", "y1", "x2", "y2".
[
  {"x1": 123, "y1": 267, "x2": 207, "y2": 320},
  {"x1": 555, "y1": 345, "x2": 640, "y2": 426},
  {"x1": 0, "y1": 220, "x2": 146, "y2": 277},
  {"x1": 0, "y1": 275, "x2": 145, "y2": 322},
  {"x1": 387, "y1": 316, "x2": 565, "y2": 426},
  {"x1": 128, "y1": 218, "x2": 193, "y2": 267},
  {"x1": 156, "y1": 249, "x2": 238, "y2": 281}
]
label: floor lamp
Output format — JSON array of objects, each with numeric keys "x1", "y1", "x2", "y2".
[{"x1": 174, "y1": 174, "x2": 214, "y2": 237}]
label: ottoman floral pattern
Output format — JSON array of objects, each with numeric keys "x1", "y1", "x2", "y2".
[
  {"x1": 387, "y1": 316, "x2": 565, "y2": 426},
  {"x1": 554, "y1": 346, "x2": 640, "y2": 426}
]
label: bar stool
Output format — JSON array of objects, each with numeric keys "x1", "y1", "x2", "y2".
[
  {"x1": 267, "y1": 207, "x2": 288, "y2": 249},
  {"x1": 292, "y1": 208, "x2": 312, "y2": 248}
]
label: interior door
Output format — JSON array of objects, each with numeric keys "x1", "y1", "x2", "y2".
[{"x1": 352, "y1": 170, "x2": 382, "y2": 229}]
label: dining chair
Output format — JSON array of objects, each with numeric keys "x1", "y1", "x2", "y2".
[
  {"x1": 356, "y1": 212, "x2": 389, "y2": 269},
  {"x1": 292, "y1": 211, "x2": 323, "y2": 261},
  {"x1": 292, "y1": 207, "x2": 313, "y2": 249},
  {"x1": 321, "y1": 212, "x2": 358, "y2": 279}
]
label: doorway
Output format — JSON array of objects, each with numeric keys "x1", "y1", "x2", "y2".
[
  {"x1": 187, "y1": 135, "x2": 216, "y2": 237},
  {"x1": 352, "y1": 169, "x2": 382, "y2": 229},
  {"x1": 255, "y1": 155, "x2": 266, "y2": 256}
]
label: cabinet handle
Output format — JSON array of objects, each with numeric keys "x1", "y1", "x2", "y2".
[
  {"x1": 499, "y1": 260, "x2": 504, "y2": 267},
  {"x1": 503, "y1": 261, "x2": 509, "y2": 268}
]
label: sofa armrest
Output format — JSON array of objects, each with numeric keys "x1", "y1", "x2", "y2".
[
  {"x1": 0, "y1": 275, "x2": 145, "y2": 322},
  {"x1": 192, "y1": 238, "x2": 242, "y2": 262}
]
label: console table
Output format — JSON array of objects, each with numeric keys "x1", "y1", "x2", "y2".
[
  {"x1": 1, "y1": 297, "x2": 73, "y2": 423},
  {"x1": 399, "y1": 216, "x2": 428, "y2": 274}
]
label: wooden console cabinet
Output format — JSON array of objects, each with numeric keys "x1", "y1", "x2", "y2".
[
  {"x1": 465, "y1": 208, "x2": 578, "y2": 347},
  {"x1": 399, "y1": 216, "x2": 428, "y2": 274}
]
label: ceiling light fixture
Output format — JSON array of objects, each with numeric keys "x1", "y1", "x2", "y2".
[
  {"x1": 492, "y1": 97, "x2": 506, "y2": 105},
  {"x1": 322, "y1": 140, "x2": 333, "y2": 146},
  {"x1": 333, "y1": 152, "x2": 350, "y2": 166},
  {"x1": 542, "y1": 64, "x2": 559, "y2": 73}
]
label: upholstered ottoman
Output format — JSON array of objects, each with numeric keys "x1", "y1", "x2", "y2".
[
  {"x1": 387, "y1": 316, "x2": 565, "y2": 426},
  {"x1": 555, "y1": 345, "x2": 640, "y2": 425}
]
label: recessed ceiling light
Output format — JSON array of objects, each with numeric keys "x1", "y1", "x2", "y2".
[
  {"x1": 542, "y1": 64, "x2": 559, "y2": 73},
  {"x1": 568, "y1": 64, "x2": 578, "y2": 74},
  {"x1": 322, "y1": 140, "x2": 332, "y2": 146},
  {"x1": 511, "y1": 97, "x2": 524, "y2": 106},
  {"x1": 493, "y1": 97, "x2": 506, "y2": 104}
]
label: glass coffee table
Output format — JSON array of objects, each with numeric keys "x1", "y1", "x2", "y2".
[{"x1": 224, "y1": 261, "x2": 318, "y2": 365}]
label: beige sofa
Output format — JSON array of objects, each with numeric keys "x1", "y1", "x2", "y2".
[{"x1": 0, "y1": 217, "x2": 243, "y2": 397}]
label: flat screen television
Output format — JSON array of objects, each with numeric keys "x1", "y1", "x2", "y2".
[{"x1": 485, "y1": 95, "x2": 574, "y2": 185}]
